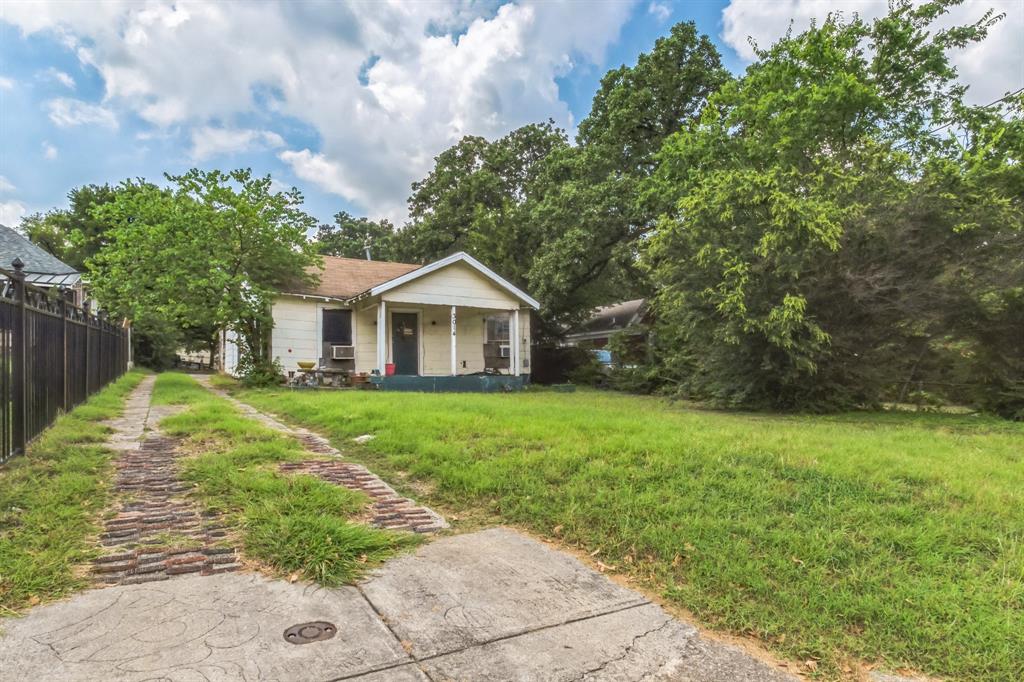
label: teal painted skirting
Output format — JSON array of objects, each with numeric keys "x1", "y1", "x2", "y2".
[{"x1": 370, "y1": 375, "x2": 526, "y2": 393}]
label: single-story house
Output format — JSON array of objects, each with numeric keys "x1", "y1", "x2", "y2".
[
  {"x1": 221, "y1": 251, "x2": 539, "y2": 391},
  {"x1": 0, "y1": 223, "x2": 84, "y2": 304},
  {"x1": 563, "y1": 298, "x2": 647, "y2": 349}
]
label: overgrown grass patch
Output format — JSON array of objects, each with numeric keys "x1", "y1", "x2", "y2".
[
  {"x1": 153, "y1": 373, "x2": 417, "y2": 585},
  {"x1": 0, "y1": 370, "x2": 146, "y2": 615},
  {"x1": 232, "y1": 383, "x2": 1024, "y2": 680}
]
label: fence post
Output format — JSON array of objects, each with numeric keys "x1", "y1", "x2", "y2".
[
  {"x1": 98, "y1": 310, "x2": 107, "y2": 388},
  {"x1": 11, "y1": 258, "x2": 26, "y2": 455},
  {"x1": 83, "y1": 300, "x2": 91, "y2": 396},
  {"x1": 59, "y1": 289, "x2": 69, "y2": 412}
]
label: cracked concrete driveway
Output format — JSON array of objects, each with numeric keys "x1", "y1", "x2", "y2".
[{"x1": 0, "y1": 528, "x2": 795, "y2": 681}]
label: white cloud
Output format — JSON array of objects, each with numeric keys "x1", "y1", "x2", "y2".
[
  {"x1": 43, "y1": 67, "x2": 75, "y2": 89},
  {"x1": 46, "y1": 97, "x2": 118, "y2": 128},
  {"x1": 721, "y1": 0, "x2": 1024, "y2": 105},
  {"x1": 3, "y1": 1, "x2": 636, "y2": 221},
  {"x1": 0, "y1": 176, "x2": 15, "y2": 193},
  {"x1": 279, "y1": 149, "x2": 365, "y2": 205},
  {"x1": 42, "y1": 141, "x2": 58, "y2": 160},
  {"x1": 648, "y1": 2, "x2": 671, "y2": 22},
  {"x1": 0, "y1": 76, "x2": 13, "y2": 90},
  {"x1": 0, "y1": 201, "x2": 28, "y2": 226},
  {"x1": 189, "y1": 126, "x2": 285, "y2": 161}
]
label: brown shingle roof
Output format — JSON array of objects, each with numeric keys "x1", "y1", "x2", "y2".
[{"x1": 284, "y1": 255, "x2": 422, "y2": 300}]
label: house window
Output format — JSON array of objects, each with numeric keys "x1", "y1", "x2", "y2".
[
  {"x1": 323, "y1": 309, "x2": 352, "y2": 345},
  {"x1": 484, "y1": 315, "x2": 510, "y2": 343}
]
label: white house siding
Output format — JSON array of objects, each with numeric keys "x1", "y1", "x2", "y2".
[
  {"x1": 454, "y1": 308, "x2": 488, "y2": 374},
  {"x1": 270, "y1": 297, "x2": 358, "y2": 373},
  {"x1": 519, "y1": 311, "x2": 531, "y2": 372},
  {"x1": 354, "y1": 305, "x2": 377, "y2": 371},
  {"x1": 380, "y1": 261, "x2": 518, "y2": 309},
  {"x1": 415, "y1": 305, "x2": 493, "y2": 375},
  {"x1": 220, "y1": 329, "x2": 240, "y2": 376},
  {"x1": 270, "y1": 297, "x2": 319, "y2": 372}
]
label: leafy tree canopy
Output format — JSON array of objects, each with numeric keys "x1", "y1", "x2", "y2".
[
  {"x1": 643, "y1": 0, "x2": 1021, "y2": 412},
  {"x1": 88, "y1": 169, "x2": 320, "y2": 374},
  {"x1": 21, "y1": 184, "x2": 122, "y2": 271},
  {"x1": 400, "y1": 120, "x2": 568, "y2": 283},
  {"x1": 402, "y1": 23, "x2": 730, "y2": 330},
  {"x1": 314, "y1": 211, "x2": 400, "y2": 261}
]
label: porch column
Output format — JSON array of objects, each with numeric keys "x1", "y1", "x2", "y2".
[
  {"x1": 512, "y1": 308, "x2": 521, "y2": 376},
  {"x1": 376, "y1": 300, "x2": 386, "y2": 373},
  {"x1": 450, "y1": 305, "x2": 457, "y2": 376}
]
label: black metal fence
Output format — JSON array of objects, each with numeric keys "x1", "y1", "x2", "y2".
[{"x1": 0, "y1": 259, "x2": 129, "y2": 464}]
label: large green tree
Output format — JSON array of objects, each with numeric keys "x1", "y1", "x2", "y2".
[
  {"x1": 526, "y1": 21, "x2": 730, "y2": 325},
  {"x1": 400, "y1": 120, "x2": 568, "y2": 285},
  {"x1": 21, "y1": 184, "x2": 122, "y2": 270},
  {"x1": 314, "y1": 211, "x2": 400, "y2": 261},
  {"x1": 89, "y1": 169, "x2": 319, "y2": 377},
  {"x1": 644, "y1": 0, "x2": 1020, "y2": 411},
  {"x1": 400, "y1": 22, "x2": 729, "y2": 329}
]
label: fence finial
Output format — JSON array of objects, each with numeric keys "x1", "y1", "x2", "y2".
[{"x1": 11, "y1": 257, "x2": 24, "y2": 272}]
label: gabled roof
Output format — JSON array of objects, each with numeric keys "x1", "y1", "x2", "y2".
[
  {"x1": 284, "y1": 251, "x2": 540, "y2": 309},
  {"x1": 285, "y1": 255, "x2": 421, "y2": 300},
  {"x1": 365, "y1": 252, "x2": 540, "y2": 309},
  {"x1": 0, "y1": 223, "x2": 80, "y2": 277}
]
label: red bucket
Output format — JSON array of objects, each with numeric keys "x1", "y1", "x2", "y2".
[{"x1": 385, "y1": 363, "x2": 396, "y2": 376}]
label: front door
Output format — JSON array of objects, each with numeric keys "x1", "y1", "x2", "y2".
[{"x1": 391, "y1": 312, "x2": 419, "y2": 375}]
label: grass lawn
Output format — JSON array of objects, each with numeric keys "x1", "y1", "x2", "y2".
[
  {"x1": 152, "y1": 373, "x2": 418, "y2": 584},
  {"x1": 232, "y1": 384, "x2": 1024, "y2": 680},
  {"x1": 0, "y1": 370, "x2": 146, "y2": 615}
]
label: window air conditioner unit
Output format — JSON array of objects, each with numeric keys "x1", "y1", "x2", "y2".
[
  {"x1": 499, "y1": 345, "x2": 511, "y2": 358},
  {"x1": 331, "y1": 345, "x2": 355, "y2": 360}
]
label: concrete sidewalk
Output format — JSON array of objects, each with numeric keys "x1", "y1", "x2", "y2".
[{"x1": 0, "y1": 528, "x2": 793, "y2": 681}]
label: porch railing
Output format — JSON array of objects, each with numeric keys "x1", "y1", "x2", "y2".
[{"x1": 0, "y1": 259, "x2": 129, "y2": 464}]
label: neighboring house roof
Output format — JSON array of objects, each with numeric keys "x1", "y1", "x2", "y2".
[
  {"x1": 568, "y1": 298, "x2": 647, "y2": 338},
  {"x1": 286, "y1": 255, "x2": 421, "y2": 300},
  {"x1": 284, "y1": 251, "x2": 541, "y2": 309},
  {"x1": 0, "y1": 223, "x2": 82, "y2": 287}
]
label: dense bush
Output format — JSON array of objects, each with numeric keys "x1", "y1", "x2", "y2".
[{"x1": 643, "y1": 2, "x2": 1022, "y2": 415}]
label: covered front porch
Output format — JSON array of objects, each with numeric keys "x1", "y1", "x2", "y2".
[{"x1": 358, "y1": 298, "x2": 529, "y2": 381}]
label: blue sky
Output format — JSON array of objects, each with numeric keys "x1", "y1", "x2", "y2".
[{"x1": 1, "y1": 1, "x2": 1020, "y2": 228}]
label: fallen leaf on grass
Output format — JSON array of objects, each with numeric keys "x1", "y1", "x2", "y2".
[
  {"x1": 288, "y1": 572, "x2": 299, "y2": 583},
  {"x1": 589, "y1": 548, "x2": 601, "y2": 557},
  {"x1": 596, "y1": 561, "x2": 617, "y2": 573},
  {"x1": 553, "y1": 524, "x2": 563, "y2": 535}
]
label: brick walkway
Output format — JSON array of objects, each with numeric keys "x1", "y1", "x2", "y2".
[
  {"x1": 91, "y1": 376, "x2": 241, "y2": 586},
  {"x1": 279, "y1": 460, "x2": 445, "y2": 533},
  {"x1": 192, "y1": 375, "x2": 448, "y2": 533}
]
